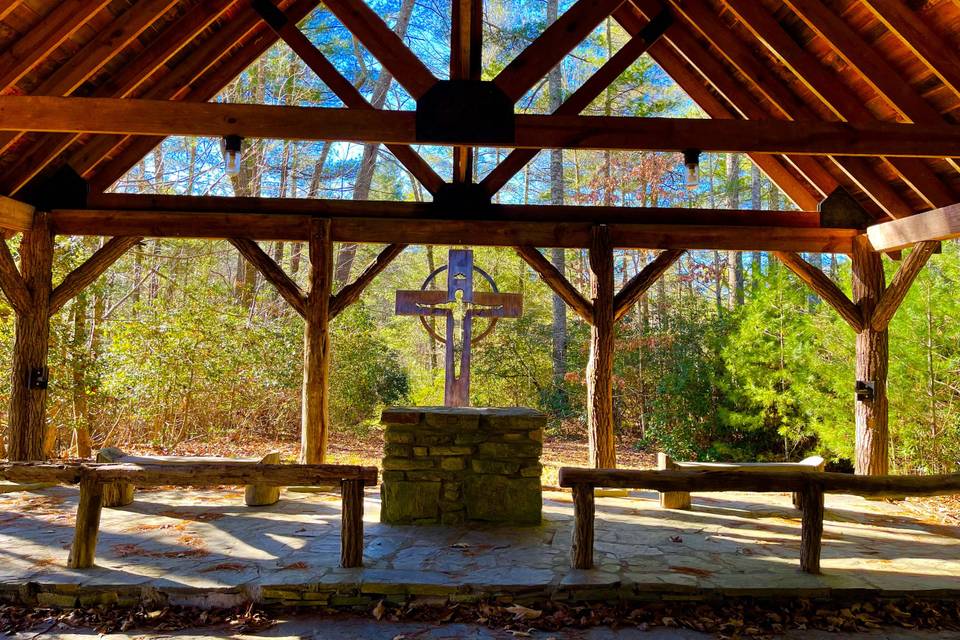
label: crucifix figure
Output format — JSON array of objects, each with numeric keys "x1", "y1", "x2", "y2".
[{"x1": 396, "y1": 249, "x2": 522, "y2": 407}]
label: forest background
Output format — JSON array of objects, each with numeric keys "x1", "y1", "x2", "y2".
[{"x1": 1, "y1": 0, "x2": 957, "y2": 475}]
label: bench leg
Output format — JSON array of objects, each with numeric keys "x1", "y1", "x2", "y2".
[
  {"x1": 659, "y1": 491, "x2": 691, "y2": 510},
  {"x1": 245, "y1": 452, "x2": 282, "y2": 506},
  {"x1": 340, "y1": 479, "x2": 364, "y2": 568},
  {"x1": 799, "y1": 485, "x2": 824, "y2": 574},
  {"x1": 68, "y1": 476, "x2": 103, "y2": 569},
  {"x1": 571, "y1": 484, "x2": 595, "y2": 570}
]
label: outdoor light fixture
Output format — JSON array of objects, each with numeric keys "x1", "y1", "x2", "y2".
[
  {"x1": 683, "y1": 149, "x2": 701, "y2": 190},
  {"x1": 221, "y1": 135, "x2": 243, "y2": 176}
]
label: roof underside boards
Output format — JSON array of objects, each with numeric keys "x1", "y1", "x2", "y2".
[{"x1": 0, "y1": 0, "x2": 957, "y2": 220}]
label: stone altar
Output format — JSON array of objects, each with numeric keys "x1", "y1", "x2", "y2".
[{"x1": 380, "y1": 407, "x2": 544, "y2": 525}]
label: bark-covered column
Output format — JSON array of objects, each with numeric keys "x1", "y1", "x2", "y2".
[
  {"x1": 587, "y1": 225, "x2": 616, "y2": 468},
  {"x1": 851, "y1": 236, "x2": 888, "y2": 475},
  {"x1": 301, "y1": 218, "x2": 332, "y2": 464},
  {"x1": 8, "y1": 212, "x2": 54, "y2": 461}
]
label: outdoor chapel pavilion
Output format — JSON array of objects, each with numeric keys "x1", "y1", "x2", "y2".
[{"x1": 2, "y1": 0, "x2": 960, "y2": 596}]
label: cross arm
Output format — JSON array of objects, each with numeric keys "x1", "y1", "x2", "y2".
[
  {"x1": 613, "y1": 249, "x2": 683, "y2": 322},
  {"x1": 229, "y1": 238, "x2": 306, "y2": 317},
  {"x1": 515, "y1": 246, "x2": 594, "y2": 324},
  {"x1": 50, "y1": 236, "x2": 142, "y2": 314},
  {"x1": 773, "y1": 251, "x2": 864, "y2": 332}
]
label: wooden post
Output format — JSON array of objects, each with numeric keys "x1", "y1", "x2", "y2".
[
  {"x1": 851, "y1": 236, "x2": 889, "y2": 475},
  {"x1": 799, "y1": 483, "x2": 824, "y2": 574},
  {"x1": 7, "y1": 212, "x2": 53, "y2": 461},
  {"x1": 340, "y1": 478, "x2": 364, "y2": 568},
  {"x1": 245, "y1": 451, "x2": 282, "y2": 506},
  {"x1": 68, "y1": 472, "x2": 104, "y2": 569},
  {"x1": 97, "y1": 447, "x2": 135, "y2": 507},
  {"x1": 657, "y1": 453, "x2": 691, "y2": 509},
  {"x1": 571, "y1": 483, "x2": 595, "y2": 569},
  {"x1": 587, "y1": 225, "x2": 616, "y2": 469},
  {"x1": 301, "y1": 218, "x2": 332, "y2": 464}
]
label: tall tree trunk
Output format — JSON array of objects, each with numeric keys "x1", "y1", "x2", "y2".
[
  {"x1": 587, "y1": 226, "x2": 616, "y2": 468},
  {"x1": 750, "y1": 165, "x2": 762, "y2": 281},
  {"x1": 335, "y1": 0, "x2": 416, "y2": 285},
  {"x1": 548, "y1": 0, "x2": 566, "y2": 386},
  {"x1": 726, "y1": 154, "x2": 743, "y2": 308}
]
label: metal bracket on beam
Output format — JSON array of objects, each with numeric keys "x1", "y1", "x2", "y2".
[
  {"x1": 855, "y1": 380, "x2": 875, "y2": 402},
  {"x1": 433, "y1": 182, "x2": 492, "y2": 211},
  {"x1": 416, "y1": 80, "x2": 514, "y2": 144},
  {"x1": 819, "y1": 187, "x2": 873, "y2": 230},
  {"x1": 20, "y1": 165, "x2": 89, "y2": 210}
]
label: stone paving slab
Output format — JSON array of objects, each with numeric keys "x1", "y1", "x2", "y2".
[{"x1": 0, "y1": 486, "x2": 958, "y2": 609}]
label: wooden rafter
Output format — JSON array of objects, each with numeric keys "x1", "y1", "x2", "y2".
[
  {"x1": 2, "y1": 0, "x2": 238, "y2": 196},
  {"x1": 0, "y1": 0, "x2": 113, "y2": 92},
  {"x1": 0, "y1": 0, "x2": 179, "y2": 158},
  {"x1": 613, "y1": 4, "x2": 825, "y2": 212},
  {"x1": 718, "y1": 0, "x2": 955, "y2": 212},
  {"x1": 862, "y1": 0, "x2": 960, "y2": 101},
  {"x1": 0, "y1": 0, "x2": 24, "y2": 22},
  {"x1": 866, "y1": 202, "x2": 960, "y2": 252},
  {"x1": 781, "y1": 0, "x2": 959, "y2": 205},
  {"x1": 493, "y1": 0, "x2": 625, "y2": 103},
  {"x1": 228, "y1": 238, "x2": 307, "y2": 317},
  {"x1": 773, "y1": 251, "x2": 864, "y2": 332},
  {"x1": 515, "y1": 246, "x2": 594, "y2": 323},
  {"x1": 83, "y1": 0, "x2": 322, "y2": 192},
  {"x1": 330, "y1": 243, "x2": 407, "y2": 318},
  {"x1": 613, "y1": 249, "x2": 683, "y2": 322},
  {"x1": 4, "y1": 96, "x2": 960, "y2": 157},
  {"x1": 321, "y1": 0, "x2": 436, "y2": 99},
  {"x1": 253, "y1": 0, "x2": 444, "y2": 195},
  {"x1": 482, "y1": 10, "x2": 670, "y2": 196},
  {"x1": 870, "y1": 241, "x2": 939, "y2": 331},
  {"x1": 50, "y1": 236, "x2": 143, "y2": 313},
  {"x1": 647, "y1": 0, "x2": 902, "y2": 216}
]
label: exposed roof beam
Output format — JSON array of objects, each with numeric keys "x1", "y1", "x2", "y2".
[
  {"x1": 0, "y1": 0, "x2": 24, "y2": 22},
  {"x1": 719, "y1": 0, "x2": 956, "y2": 211},
  {"x1": 866, "y1": 203, "x2": 960, "y2": 252},
  {"x1": 450, "y1": 0, "x2": 483, "y2": 183},
  {"x1": 0, "y1": 0, "x2": 180, "y2": 158},
  {"x1": 321, "y1": 0, "x2": 437, "y2": 99},
  {"x1": 82, "y1": 0, "x2": 321, "y2": 192},
  {"x1": 0, "y1": 196, "x2": 35, "y2": 232},
  {"x1": 482, "y1": 10, "x2": 669, "y2": 196},
  {"x1": 862, "y1": 0, "x2": 960, "y2": 101},
  {"x1": 1, "y1": 0, "x2": 238, "y2": 195},
  {"x1": 252, "y1": 0, "x2": 443, "y2": 194},
  {"x1": 0, "y1": 0, "x2": 112, "y2": 91},
  {"x1": 50, "y1": 207, "x2": 856, "y2": 252},
  {"x1": 613, "y1": 4, "x2": 825, "y2": 211},
  {"x1": 493, "y1": 0, "x2": 625, "y2": 103},
  {"x1": 3, "y1": 97, "x2": 960, "y2": 157}
]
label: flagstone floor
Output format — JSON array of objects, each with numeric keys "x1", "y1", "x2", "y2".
[{"x1": 0, "y1": 485, "x2": 958, "y2": 608}]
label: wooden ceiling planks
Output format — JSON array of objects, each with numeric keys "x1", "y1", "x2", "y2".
[{"x1": 0, "y1": 0, "x2": 956, "y2": 227}]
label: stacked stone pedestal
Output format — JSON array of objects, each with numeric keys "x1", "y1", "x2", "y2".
[{"x1": 380, "y1": 407, "x2": 544, "y2": 525}]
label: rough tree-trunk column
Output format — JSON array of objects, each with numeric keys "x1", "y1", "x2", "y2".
[
  {"x1": 8, "y1": 212, "x2": 53, "y2": 461},
  {"x1": 301, "y1": 218, "x2": 332, "y2": 464},
  {"x1": 587, "y1": 225, "x2": 616, "y2": 468},
  {"x1": 851, "y1": 236, "x2": 888, "y2": 475}
]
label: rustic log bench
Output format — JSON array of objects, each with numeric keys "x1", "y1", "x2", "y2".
[
  {"x1": 0, "y1": 461, "x2": 377, "y2": 570},
  {"x1": 96, "y1": 448, "x2": 283, "y2": 507},
  {"x1": 657, "y1": 453, "x2": 826, "y2": 510},
  {"x1": 558, "y1": 466, "x2": 960, "y2": 574}
]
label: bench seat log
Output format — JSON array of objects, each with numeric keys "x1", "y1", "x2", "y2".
[
  {"x1": 0, "y1": 462, "x2": 377, "y2": 571},
  {"x1": 558, "y1": 466, "x2": 960, "y2": 575},
  {"x1": 96, "y1": 448, "x2": 286, "y2": 507},
  {"x1": 657, "y1": 453, "x2": 825, "y2": 510}
]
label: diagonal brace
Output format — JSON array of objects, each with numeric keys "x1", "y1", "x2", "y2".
[
  {"x1": 774, "y1": 251, "x2": 864, "y2": 332},
  {"x1": 330, "y1": 243, "x2": 406, "y2": 318},
  {"x1": 871, "y1": 241, "x2": 939, "y2": 331},
  {"x1": 516, "y1": 246, "x2": 594, "y2": 324},
  {"x1": 229, "y1": 238, "x2": 307, "y2": 317},
  {"x1": 50, "y1": 236, "x2": 142, "y2": 313},
  {"x1": 613, "y1": 249, "x2": 683, "y2": 322}
]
